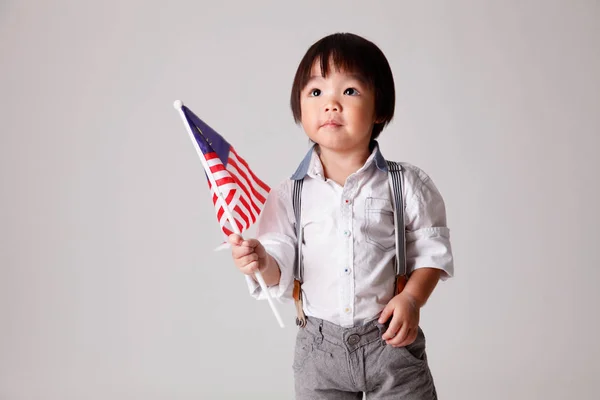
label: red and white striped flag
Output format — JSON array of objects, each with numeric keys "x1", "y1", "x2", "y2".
[
  {"x1": 175, "y1": 101, "x2": 285, "y2": 328},
  {"x1": 180, "y1": 104, "x2": 270, "y2": 238}
]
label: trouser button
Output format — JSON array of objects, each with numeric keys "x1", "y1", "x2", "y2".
[{"x1": 347, "y1": 334, "x2": 360, "y2": 345}]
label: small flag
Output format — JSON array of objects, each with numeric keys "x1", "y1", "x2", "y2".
[{"x1": 180, "y1": 105, "x2": 270, "y2": 238}]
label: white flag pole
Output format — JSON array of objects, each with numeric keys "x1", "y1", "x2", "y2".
[{"x1": 174, "y1": 100, "x2": 285, "y2": 328}]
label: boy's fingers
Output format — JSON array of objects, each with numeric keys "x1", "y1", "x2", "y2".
[
  {"x1": 378, "y1": 305, "x2": 393, "y2": 324},
  {"x1": 243, "y1": 238, "x2": 263, "y2": 250},
  {"x1": 232, "y1": 245, "x2": 254, "y2": 258},
  {"x1": 383, "y1": 313, "x2": 402, "y2": 340},
  {"x1": 395, "y1": 328, "x2": 417, "y2": 348},
  {"x1": 243, "y1": 238, "x2": 266, "y2": 257},
  {"x1": 238, "y1": 253, "x2": 259, "y2": 268},
  {"x1": 242, "y1": 260, "x2": 260, "y2": 274},
  {"x1": 243, "y1": 238, "x2": 258, "y2": 247},
  {"x1": 390, "y1": 322, "x2": 410, "y2": 346}
]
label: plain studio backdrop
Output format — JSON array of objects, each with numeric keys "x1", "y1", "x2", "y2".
[{"x1": 1, "y1": 1, "x2": 599, "y2": 399}]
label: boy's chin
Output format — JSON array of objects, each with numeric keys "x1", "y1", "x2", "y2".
[{"x1": 315, "y1": 139, "x2": 369, "y2": 153}]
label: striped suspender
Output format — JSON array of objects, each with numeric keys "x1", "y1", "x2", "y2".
[
  {"x1": 386, "y1": 161, "x2": 409, "y2": 295},
  {"x1": 292, "y1": 179, "x2": 307, "y2": 327},
  {"x1": 291, "y1": 161, "x2": 407, "y2": 327}
]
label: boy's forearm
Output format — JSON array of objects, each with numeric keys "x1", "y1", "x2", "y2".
[
  {"x1": 252, "y1": 254, "x2": 281, "y2": 287},
  {"x1": 402, "y1": 267, "x2": 442, "y2": 308}
]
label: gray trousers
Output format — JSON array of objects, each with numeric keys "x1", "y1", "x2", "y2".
[{"x1": 293, "y1": 317, "x2": 437, "y2": 399}]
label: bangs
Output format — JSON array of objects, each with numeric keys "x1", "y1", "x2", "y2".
[{"x1": 295, "y1": 35, "x2": 377, "y2": 91}]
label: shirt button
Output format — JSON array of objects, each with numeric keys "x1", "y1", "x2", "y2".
[
  {"x1": 344, "y1": 267, "x2": 351, "y2": 275},
  {"x1": 344, "y1": 307, "x2": 351, "y2": 314},
  {"x1": 344, "y1": 199, "x2": 351, "y2": 205},
  {"x1": 343, "y1": 230, "x2": 351, "y2": 237}
]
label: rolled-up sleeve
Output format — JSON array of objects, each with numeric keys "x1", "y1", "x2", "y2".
[
  {"x1": 404, "y1": 166, "x2": 454, "y2": 280},
  {"x1": 245, "y1": 179, "x2": 297, "y2": 302}
]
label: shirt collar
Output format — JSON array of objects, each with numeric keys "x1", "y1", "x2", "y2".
[{"x1": 290, "y1": 140, "x2": 388, "y2": 180}]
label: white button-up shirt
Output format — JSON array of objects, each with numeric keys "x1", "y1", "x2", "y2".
[{"x1": 246, "y1": 142, "x2": 454, "y2": 327}]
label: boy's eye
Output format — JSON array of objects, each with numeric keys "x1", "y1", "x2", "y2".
[
  {"x1": 309, "y1": 88, "x2": 321, "y2": 97},
  {"x1": 344, "y1": 88, "x2": 359, "y2": 96}
]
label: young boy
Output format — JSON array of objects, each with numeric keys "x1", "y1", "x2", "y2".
[{"x1": 229, "y1": 33, "x2": 454, "y2": 399}]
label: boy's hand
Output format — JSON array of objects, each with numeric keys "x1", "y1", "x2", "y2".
[
  {"x1": 228, "y1": 234, "x2": 268, "y2": 276},
  {"x1": 378, "y1": 292, "x2": 420, "y2": 347}
]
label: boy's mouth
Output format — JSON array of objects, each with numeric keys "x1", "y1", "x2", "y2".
[{"x1": 320, "y1": 120, "x2": 343, "y2": 128}]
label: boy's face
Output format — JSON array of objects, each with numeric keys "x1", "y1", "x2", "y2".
[{"x1": 300, "y1": 60, "x2": 377, "y2": 154}]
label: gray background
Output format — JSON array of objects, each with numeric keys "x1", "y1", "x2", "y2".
[{"x1": 1, "y1": 0, "x2": 599, "y2": 399}]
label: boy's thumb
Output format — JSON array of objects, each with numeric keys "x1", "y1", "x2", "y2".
[{"x1": 228, "y1": 234, "x2": 243, "y2": 246}]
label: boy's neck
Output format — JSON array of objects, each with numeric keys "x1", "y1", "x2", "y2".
[{"x1": 317, "y1": 143, "x2": 372, "y2": 186}]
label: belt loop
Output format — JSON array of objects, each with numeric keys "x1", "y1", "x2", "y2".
[
  {"x1": 375, "y1": 321, "x2": 386, "y2": 345},
  {"x1": 316, "y1": 320, "x2": 324, "y2": 344},
  {"x1": 376, "y1": 320, "x2": 386, "y2": 335}
]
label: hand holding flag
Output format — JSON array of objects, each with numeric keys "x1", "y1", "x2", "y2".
[{"x1": 173, "y1": 100, "x2": 285, "y2": 328}]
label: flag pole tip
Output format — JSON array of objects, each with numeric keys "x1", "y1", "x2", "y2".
[{"x1": 173, "y1": 100, "x2": 183, "y2": 109}]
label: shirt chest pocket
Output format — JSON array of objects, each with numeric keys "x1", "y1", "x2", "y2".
[{"x1": 364, "y1": 197, "x2": 395, "y2": 252}]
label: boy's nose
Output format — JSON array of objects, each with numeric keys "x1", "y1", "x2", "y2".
[{"x1": 324, "y1": 99, "x2": 341, "y2": 112}]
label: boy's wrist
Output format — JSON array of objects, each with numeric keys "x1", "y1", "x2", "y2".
[
  {"x1": 401, "y1": 268, "x2": 442, "y2": 308},
  {"x1": 400, "y1": 290, "x2": 421, "y2": 309},
  {"x1": 251, "y1": 254, "x2": 280, "y2": 287}
]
